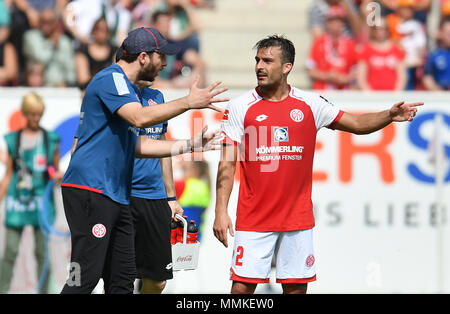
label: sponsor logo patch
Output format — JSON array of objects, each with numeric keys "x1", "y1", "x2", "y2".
[{"x1": 273, "y1": 127, "x2": 289, "y2": 142}]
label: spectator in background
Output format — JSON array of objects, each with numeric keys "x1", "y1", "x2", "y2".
[
  {"x1": 306, "y1": 5, "x2": 358, "y2": 90},
  {"x1": 174, "y1": 160, "x2": 211, "y2": 242},
  {"x1": 75, "y1": 17, "x2": 117, "y2": 90},
  {"x1": 159, "y1": 0, "x2": 202, "y2": 56},
  {"x1": 423, "y1": 17, "x2": 450, "y2": 90},
  {"x1": 0, "y1": 92, "x2": 63, "y2": 294},
  {"x1": 6, "y1": 0, "x2": 34, "y2": 84},
  {"x1": 308, "y1": 0, "x2": 362, "y2": 40},
  {"x1": 7, "y1": 0, "x2": 67, "y2": 83},
  {"x1": 63, "y1": 0, "x2": 131, "y2": 47},
  {"x1": 150, "y1": 10, "x2": 206, "y2": 89},
  {"x1": 131, "y1": 0, "x2": 161, "y2": 28},
  {"x1": 131, "y1": 0, "x2": 214, "y2": 30},
  {"x1": 27, "y1": 0, "x2": 68, "y2": 16},
  {"x1": 23, "y1": 8, "x2": 76, "y2": 86},
  {"x1": 0, "y1": 147, "x2": 6, "y2": 164},
  {"x1": 0, "y1": 0, "x2": 19, "y2": 85},
  {"x1": 381, "y1": 0, "x2": 431, "y2": 24},
  {"x1": 106, "y1": 0, "x2": 132, "y2": 46},
  {"x1": 0, "y1": 0, "x2": 10, "y2": 43},
  {"x1": 359, "y1": 0, "x2": 392, "y2": 44},
  {"x1": 441, "y1": 0, "x2": 450, "y2": 21},
  {"x1": 357, "y1": 18, "x2": 407, "y2": 90},
  {"x1": 10, "y1": 0, "x2": 41, "y2": 31},
  {"x1": 24, "y1": 61, "x2": 44, "y2": 87},
  {"x1": 386, "y1": 0, "x2": 427, "y2": 90},
  {"x1": 189, "y1": 0, "x2": 215, "y2": 9}
]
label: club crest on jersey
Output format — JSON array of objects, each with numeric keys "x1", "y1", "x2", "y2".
[
  {"x1": 290, "y1": 109, "x2": 304, "y2": 122},
  {"x1": 273, "y1": 127, "x2": 289, "y2": 142},
  {"x1": 148, "y1": 98, "x2": 157, "y2": 106}
]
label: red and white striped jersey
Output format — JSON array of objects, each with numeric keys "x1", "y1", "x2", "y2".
[{"x1": 221, "y1": 86, "x2": 343, "y2": 232}]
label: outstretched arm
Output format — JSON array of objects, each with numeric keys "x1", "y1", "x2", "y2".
[
  {"x1": 136, "y1": 126, "x2": 220, "y2": 158},
  {"x1": 333, "y1": 101, "x2": 424, "y2": 135},
  {"x1": 117, "y1": 78, "x2": 228, "y2": 128}
]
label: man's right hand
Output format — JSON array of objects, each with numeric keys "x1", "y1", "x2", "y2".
[
  {"x1": 213, "y1": 211, "x2": 234, "y2": 248},
  {"x1": 187, "y1": 76, "x2": 229, "y2": 113},
  {"x1": 191, "y1": 125, "x2": 222, "y2": 152}
]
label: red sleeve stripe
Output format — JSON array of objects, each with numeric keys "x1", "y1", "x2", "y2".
[
  {"x1": 247, "y1": 93, "x2": 258, "y2": 107},
  {"x1": 328, "y1": 110, "x2": 344, "y2": 129}
]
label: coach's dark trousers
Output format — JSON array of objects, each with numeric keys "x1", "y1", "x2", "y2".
[{"x1": 60, "y1": 187, "x2": 136, "y2": 294}]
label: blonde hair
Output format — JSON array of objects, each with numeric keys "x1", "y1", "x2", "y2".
[{"x1": 21, "y1": 91, "x2": 45, "y2": 115}]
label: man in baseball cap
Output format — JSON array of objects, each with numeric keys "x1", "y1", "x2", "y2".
[
  {"x1": 116, "y1": 27, "x2": 179, "y2": 60},
  {"x1": 60, "y1": 24, "x2": 227, "y2": 293},
  {"x1": 115, "y1": 27, "x2": 180, "y2": 83}
]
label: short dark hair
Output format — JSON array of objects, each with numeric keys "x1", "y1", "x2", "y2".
[
  {"x1": 253, "y1": 35, "x2": 295, "y2": 65},
  {"x1": 119, "y1": 52, "x2": 139, "y2": 63},
  {"x1": 117, "y1": 50, "x2": 155, "y2": 63}
]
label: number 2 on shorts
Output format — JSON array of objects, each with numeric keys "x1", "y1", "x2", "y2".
[{"x1": 235, "y1": 246, "x2": 244, "y2": 266}]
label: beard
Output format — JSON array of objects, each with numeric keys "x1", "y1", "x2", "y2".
[
  {"x1": 257, "y1": 74, "x2": 282, "y2": 89},
  {"x1": 137, "y1": 63, "x2": 158, "y2": 82}
]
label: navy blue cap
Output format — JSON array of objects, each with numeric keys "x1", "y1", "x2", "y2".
[{"x1": 116, "y1": 27, "x2": 179, "y2": 61}]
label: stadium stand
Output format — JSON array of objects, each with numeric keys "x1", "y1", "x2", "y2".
[{"x1": 195, "y1": 0, "x2": 312, "y2": 89}]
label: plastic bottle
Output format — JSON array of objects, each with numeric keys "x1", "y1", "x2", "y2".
[
  {"x1": 187, "y1": 220, "x2": 198, "y2": 244},
  {"x1": 170, "y1": 220, "x2": 178, "y2": 245}
]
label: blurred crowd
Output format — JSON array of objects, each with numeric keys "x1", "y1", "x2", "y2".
[
  {"x1": 307, "y1": 0, "x2": 450, "y2": 91},
  {"x1": 0, "y1": 0, "x2": 215, "y2": 89},
  {"x1": 1, "y1": 0, "x2": 449, "y2": 92}
]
